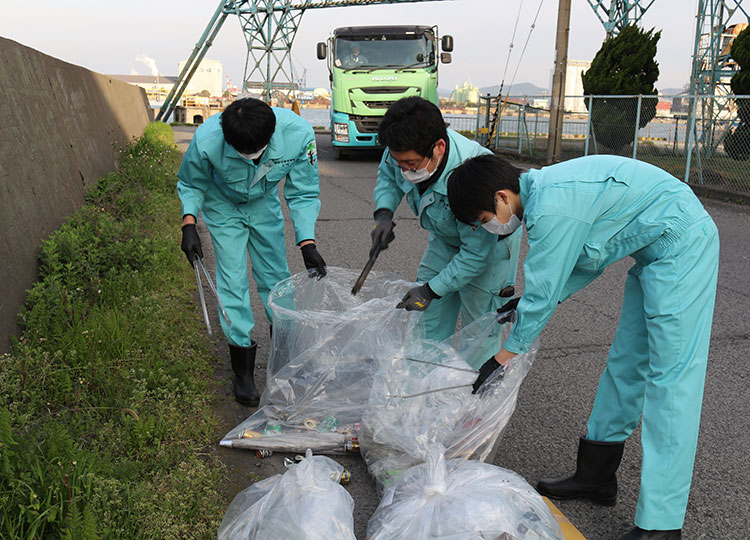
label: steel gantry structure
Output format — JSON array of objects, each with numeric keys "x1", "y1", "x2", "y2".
[
  {"x1": 586, "y1": 0, "x2": 656, "y2": 38},
  {"x1": 157, "y1": 0, "x2": 444, "y2": 121},
  {"x1": 687, "y1": 0, "x2": 749, "y2": 161}
]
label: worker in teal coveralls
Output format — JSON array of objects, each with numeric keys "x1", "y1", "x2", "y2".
[
  {"x1": 370, "y1": 97, "x2": 521, "y2": 364},
  {"x1": 447, "y1": 154, "x2": 719, "y2": 540},
  {"x1": 177, "y1": 98, "x2": 327, "y2": 407}
]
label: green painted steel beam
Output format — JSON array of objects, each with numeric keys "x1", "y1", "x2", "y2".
[{"x1": 586, "y1": 0, "x2": 656, "y2": 37}]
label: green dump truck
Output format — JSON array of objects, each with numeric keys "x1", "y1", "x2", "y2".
[{"x1": 317, "y1": 25, "x2": 453, "y2": 159}]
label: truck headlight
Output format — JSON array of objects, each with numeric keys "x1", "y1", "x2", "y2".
[{"x1": 334, "y1": 122, "x2": 349, "y2": 142}]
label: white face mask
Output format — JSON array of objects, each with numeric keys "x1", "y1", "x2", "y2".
[
  {"x1": 481, "y1": 196, "x2": 522, "y2": 236},
  {"x1": 401, "y1": 165, "x2": 432, "y2": 183},
  {"x1": 238, "y1": 144, "x2": 268, "y2": 161}
]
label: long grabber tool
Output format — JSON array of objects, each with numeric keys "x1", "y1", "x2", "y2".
[
  {"x1": 193, "y1": 257, "x2": 212, "y2": 335},
  {"x1": 351, "y1": 221, "x2": 396, "y2": 296},
  {"x1": 193, "y1": 255, "x2": 232, "y2": 336}
]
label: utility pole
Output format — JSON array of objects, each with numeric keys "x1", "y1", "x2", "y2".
[{"x1": 546, "y1": 0, "x2": 572, "y2": 164}]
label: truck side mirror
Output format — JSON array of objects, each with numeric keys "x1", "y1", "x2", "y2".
[
  {"x1": 440, "y1": 52, "x2": 452, "y2": 64},
  {"x1": 317, "y1": 42, "x2": 327, "y2": 60},
  {"x1": 442, "y1": 35, "x2": 454, "y2": 52}
]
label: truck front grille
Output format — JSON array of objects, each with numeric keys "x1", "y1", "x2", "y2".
[{"x1": 350, "y1": 115, "x2": 382, "y2": 134}]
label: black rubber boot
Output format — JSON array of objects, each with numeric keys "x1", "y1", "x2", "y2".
[
  {"x1": 229, "y1": 342, "x2": 260, "y2": 407},
  {"x1": 618, "y1": 527, "x2": 681, "y2": 540},
  {"x1": 536, "y1": 436, "x2": 624, "y2": 506}
]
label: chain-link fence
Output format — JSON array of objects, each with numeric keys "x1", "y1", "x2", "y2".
[{"x1": 473, "y1": 94, "x2": 750, "y2": 196}]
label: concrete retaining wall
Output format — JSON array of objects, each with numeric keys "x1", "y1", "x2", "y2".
[{"x1": 0, "y1": 37, "x2": 153, "y2": 353}]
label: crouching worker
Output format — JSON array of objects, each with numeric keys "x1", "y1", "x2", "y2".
[
  {"x1": 370, "y1": 97, "x2": 521, "y2": 361},
  {"x1": 447, "y1": 154, "x2": 719, "y2": 540},
  {"x1": 177, "y1": 98, "x2": 327, "y2": 406}
]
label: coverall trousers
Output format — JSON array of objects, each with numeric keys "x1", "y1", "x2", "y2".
[
  {"x1": 417, "y1": 229, "x2": 522, "y2": 369},
  {"x1": 586, "y1": 216, "x2": 720, "y2": 530},
  {"x1": 201, "y1": 189, "x2": 290, "y2": 348}
]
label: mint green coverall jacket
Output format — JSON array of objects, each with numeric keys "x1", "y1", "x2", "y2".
[
  {"x1": 507, "y1": 155, "x2": 719, "y2": 530},
  {"x1": 177, "y1": 109, "x2": 321, "y2": 347},
  {"x1": 375, "y1": 129, "x2": 522, "y2": 364}
]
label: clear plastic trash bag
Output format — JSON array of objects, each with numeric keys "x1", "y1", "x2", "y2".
[
  {"x1": 359, "y1": 314, "x2": 538, "y2": 490},
  {"x1": 221, "y1": 267, "x2": 422, "y2": 453},
  {"x1": 365, "y1": 451, "x2": 564, "y2": 540},
  {"x1": 217, "y1": 449, "x2": 356, "y2": 540}
]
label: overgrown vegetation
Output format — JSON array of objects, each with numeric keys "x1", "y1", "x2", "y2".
[
  {"x1": 582, "y1": 24, "x2": 661, "y2": 154},
  {"x1": 0, "y1": 125, "x2": 224, "y2": 539}
]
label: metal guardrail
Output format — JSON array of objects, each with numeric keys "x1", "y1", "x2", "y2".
[{"x1": 472, "y1": 94, "x2": 750, "y2": 196}]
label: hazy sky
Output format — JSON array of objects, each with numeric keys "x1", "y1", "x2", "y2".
[{"x1": 0, "y1": 1, "x2": 723, "y2": 93}]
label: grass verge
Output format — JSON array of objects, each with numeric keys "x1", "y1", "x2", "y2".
[{"x1": 0, "y1": 124, "x2": 224, "y2": 539}]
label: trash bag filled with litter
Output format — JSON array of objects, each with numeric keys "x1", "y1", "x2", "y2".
[
  {"x1": 221, "y1": 267, "x2": 421, "y2": 454},
  {"x1": 359, "y1": 314, "x2": 538, "y2": 490},
  {"x1": 218, "y1": 449, "x2": 356, "y2": 540},
  {"x1": 366, "y1": 451, "x2": 564, "y2": 540}
]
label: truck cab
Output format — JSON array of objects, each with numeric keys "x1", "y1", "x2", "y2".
[{"x1": 317, "y1": 25, "x2": 453, "y2": 159}]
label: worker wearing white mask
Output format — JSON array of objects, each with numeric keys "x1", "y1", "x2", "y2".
[
  {"x1": 447, "y1": 153, "x2": 719, "y2": 540},
  {"x1": 369, "y1": 97, "x2": 521, "y2": 361}
]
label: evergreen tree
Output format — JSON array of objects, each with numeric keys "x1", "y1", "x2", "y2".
[
  {"x1": 724, "y1": 26, "x2": 750, "y2": 160},
  {"x1": 582, "y1": 25, "x2": 661, "y2": 154}
]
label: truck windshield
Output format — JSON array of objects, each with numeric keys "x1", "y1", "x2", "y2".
[{"x1": 333, "y1": 35, "x2": 435, "y2": 71}]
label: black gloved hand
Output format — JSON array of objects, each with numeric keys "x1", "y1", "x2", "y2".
[
  {"x1": 396, "y1": 283, "x2": 439, "y2": 311},
  {"x1": 370, "y1": 209, "x2": 396, "y2": 258},
  {"x1": 497, "y1": 296, "x2": 520, "y2": 324},
  {"x1": 472, "y1": 357, "x2": 506, "y2": 394},
  {"x1": 300, "y1": 243, "x2": 327, "y2": 279},
  {"x1": 181, "y1": 223, "x2": 203, "y2": 266}
]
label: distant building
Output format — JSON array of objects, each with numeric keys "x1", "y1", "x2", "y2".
[
  {"x1": 109, "y1": 74, "x2": 178, "y2": 109},
  {"x1": 178, "y1": 58, "x2": 223, "y2": 97},
  {"x1": 453, "y1": 81, "x2": 479, "y2": 106},
  {"x1": 655, "y1": 100, "x2": 672, "y2": 117},
  {"x1": 561, "y1": 59, "x2": 591, "y2": 113}
]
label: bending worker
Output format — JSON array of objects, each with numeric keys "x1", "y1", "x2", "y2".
[
  {"x1": 447, "y1": 154, "x2": 719, "y2": 540},
  {"x1": 371, "y1": 97, "x2": 521, "y2": 359},
  {"x1": 177, "y1": 98, "x2": 327, "y2": 407}
]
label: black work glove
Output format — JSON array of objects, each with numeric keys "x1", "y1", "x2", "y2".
[
  {"x1": 300, "y1": 243, "x2": 327, "y2": 279},
  {"x1": 396, "y1": 283, "x2": 440, "y2": 311},
  {"x1": 181, "y1": 223, "x2": 203, "y2": 266},
  {"x1": 472, "y1": 357, "x2": 506, "y2": 394},
  {"x1": 497, "y1": 297, "x2": 520, "y2": 324},
  {"x1": 370, "y1": 209, "x2": 396, "y2": 258}
]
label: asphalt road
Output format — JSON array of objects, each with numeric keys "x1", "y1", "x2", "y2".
[{"x1": 173, "y1": 127, "x2": 750, "y2": 539}]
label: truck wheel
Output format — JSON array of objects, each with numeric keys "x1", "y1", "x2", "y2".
[{"x1": 333, "y1": 146, "x2": 347, "y2": 160}]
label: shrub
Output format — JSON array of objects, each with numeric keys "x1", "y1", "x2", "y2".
[{"x1": 582, "y1": 25, "x2": 661, "y2": 154}]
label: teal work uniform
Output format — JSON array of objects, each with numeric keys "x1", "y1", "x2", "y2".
[
  {"x1": 375, "y1": 129, "x2": 522, "y2": 365},
  {"x1": 177, "y1": 109, "x2": 321, "y2": 347},
  {"x1": 505, "y1": 155, "x2": 719, "y2": 530}
]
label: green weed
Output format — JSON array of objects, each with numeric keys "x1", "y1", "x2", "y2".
[{"x1": 1, "y1": 123, "x2": 224, "y2": 539}]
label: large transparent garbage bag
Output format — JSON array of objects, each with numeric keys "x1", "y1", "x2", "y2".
[
  {"x1": 218, "y1": 449, "x2": 356, "y2": 540},
  {"x1": 221, "y1": 267, "x2": 421, "y2": 453},
  {"x1": 366, "y1": 451, "x2": 564, "y2": 540},
  {"x1": 360, "y1": 313, "x2": 538, "y2": 489}
]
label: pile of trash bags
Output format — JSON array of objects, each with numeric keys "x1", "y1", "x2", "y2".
[
  {"x1": 366, "y1": 451, "x2": 564, "y2": 540},
  {"x1": 218, "y1": 268, "x2": 563, "y2": 540},
  {"x1": 217, "y1": 449, "x2": 355, "y2": 540}
]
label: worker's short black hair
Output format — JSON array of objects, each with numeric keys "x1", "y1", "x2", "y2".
[
  {"x1": 378, "y1": 97, "x2": 448, "y2": 157},
  {"x1": 221, "y1": 98, "x2": 276, "y2": 153},
  {"x1": 447, "y1": 154, "x2": 522, "y2": 224}
]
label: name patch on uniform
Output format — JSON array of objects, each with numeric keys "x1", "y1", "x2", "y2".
[{"x1": 306, "y1": 141, "x2": 318, "y2": 165}]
